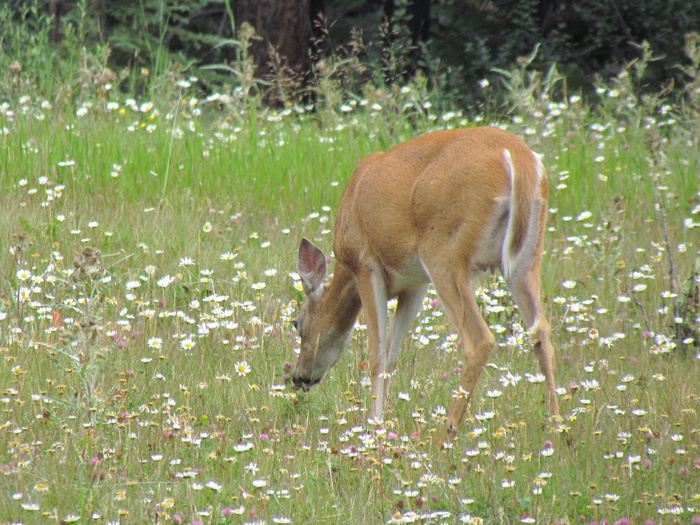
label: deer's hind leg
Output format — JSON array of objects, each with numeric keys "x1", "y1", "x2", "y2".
[
  {"x1": 506, "y1": 266, "x2": 559, "y2": 418},
  {"x1": 425, "y1": 259, "x2": 496, "y2": 440}
]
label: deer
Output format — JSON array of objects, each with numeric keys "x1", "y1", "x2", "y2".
[{"x1": 292, "y1": 126, "x2": 559, "y2": 442}]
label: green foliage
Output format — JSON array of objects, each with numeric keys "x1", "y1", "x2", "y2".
[
  {"x1": 0, "y1": 0, "x2": 84, "y2": 98},
  {"x1": 94, "y1": 0, "x2": 234, "y2": 93},
  {"x1": 2, "y1": 0, "x2": 699, "y2": 109},
  {"x1": 0, "y1": 0, "x2": 237, "y2": 101},
  {"x1": 380, "y1": 0, "x2": 700, "y2": 106}
]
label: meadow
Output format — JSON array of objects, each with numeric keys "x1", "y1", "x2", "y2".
[{"x1": 1, "y1": 61, "x2": 699, "y2": 524}]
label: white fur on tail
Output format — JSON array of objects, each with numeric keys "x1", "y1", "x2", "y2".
[{"x1": 501, "y1": 149, "x2": 544, "y2": 279}]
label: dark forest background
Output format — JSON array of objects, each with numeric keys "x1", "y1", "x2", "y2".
[{"x1": 3, "y1": 0, "x2": 699, "y2": 107}]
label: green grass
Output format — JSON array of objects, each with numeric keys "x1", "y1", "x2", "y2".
[{"x1": 1, "y1": 83, "x2": 699, "y2": 525}]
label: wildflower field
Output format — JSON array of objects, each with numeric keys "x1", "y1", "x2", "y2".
[{"x1": 1, "y1": 64, "x2": 699, "y2": 524}]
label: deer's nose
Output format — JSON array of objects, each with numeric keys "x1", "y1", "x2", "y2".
[{"x1": 292, "y1": 373, "x2": 321, "y2": 390}]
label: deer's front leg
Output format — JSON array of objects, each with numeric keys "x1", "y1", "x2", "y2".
[{"x1": 357, "y1": 263, "x2": 390, "y2": 422}]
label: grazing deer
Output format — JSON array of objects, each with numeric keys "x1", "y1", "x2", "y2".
[{"x1": 292, "y1": 127, "x2": 559, "y2": 440}]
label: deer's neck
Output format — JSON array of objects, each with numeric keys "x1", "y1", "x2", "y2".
[{"x1": 323, "y1": 262, "x2": 363, "y2": 335}]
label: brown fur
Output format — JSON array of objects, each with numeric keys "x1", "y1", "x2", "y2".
[{"x1": 294, "y1": 127, "x2": 559, "y2": 440}]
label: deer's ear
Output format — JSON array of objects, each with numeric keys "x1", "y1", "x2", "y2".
[{"x1": 298, "y1": 238, "x2": 327, "y2": 294}]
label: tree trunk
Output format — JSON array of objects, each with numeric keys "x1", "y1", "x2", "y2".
[
  {"x1": 407, "y1": 0, "x2": 431, "y2": 78},
  {"x1": 234, "y1": 0, "x2": 312, "y2": 101}
]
